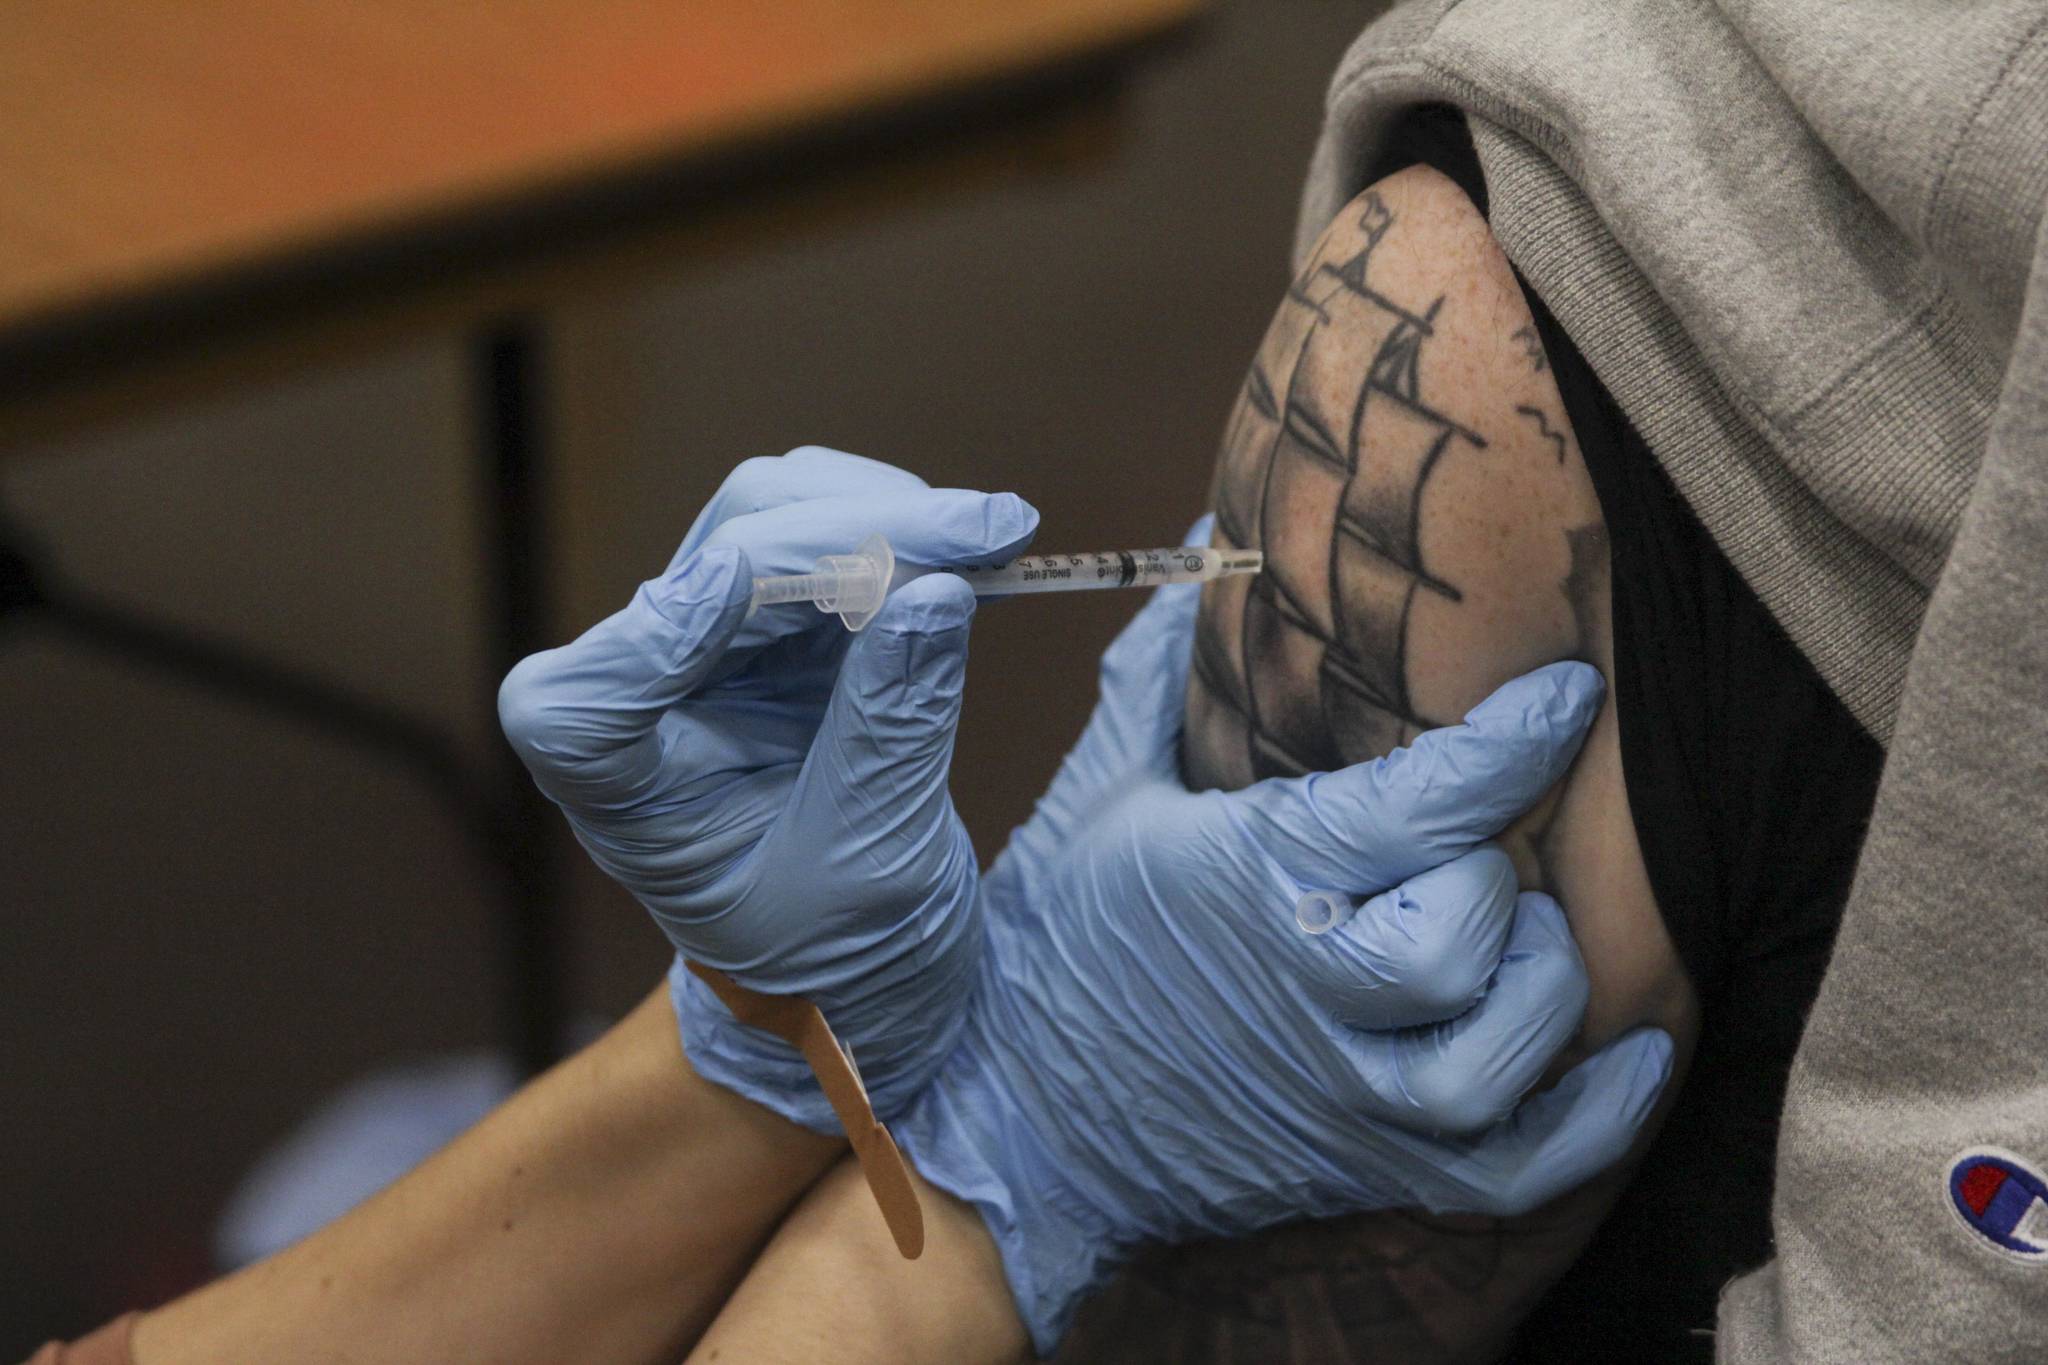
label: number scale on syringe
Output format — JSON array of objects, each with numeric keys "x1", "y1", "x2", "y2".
[{"x1": 952, "y1": 547, "x2": 1264, "y2": 596}]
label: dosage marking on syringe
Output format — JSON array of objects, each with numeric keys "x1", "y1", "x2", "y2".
[{"x1": 747, "y1": 540, "x2": 1262, "y2": 629}]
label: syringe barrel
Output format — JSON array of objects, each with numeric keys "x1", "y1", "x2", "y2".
[
  {"x1": 954, "y1": 546, "x2": 1261, "y2": 596},
  {"x1": 746, "y1": 539, "x2": 1262, "y2": 629}
]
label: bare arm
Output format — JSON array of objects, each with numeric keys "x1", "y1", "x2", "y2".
[
  {"x1": 1184, "y1": 163, "x2": 1693, "y2": 1052},
  {"x1": 1095, "y1": 164, "x2": 1697, "y2": 1363},
  {"x1": 131, "y1": 986, "x2": 839, "y2": 1365},
  {"x1": 689, "y1": 1158, "x2": 1027, "y2": 1365}
]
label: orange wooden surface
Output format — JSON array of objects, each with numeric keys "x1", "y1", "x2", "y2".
[{"x1": 0, "y1": 0, "x2": 1196, "y2": 347}]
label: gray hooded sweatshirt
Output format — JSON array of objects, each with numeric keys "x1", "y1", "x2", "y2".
[{"x1": 1297, "y1": 2, "x2": 2048, "y2": 1359}]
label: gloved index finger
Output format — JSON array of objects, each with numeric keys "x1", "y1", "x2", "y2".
[
  {"x1": 703, "y1": 486, "x2": 1039, "y2": 580},
  {"x1": 1226, "y1": 660, "x2": 1603, "y2": 894},
  {"x1": 702, "y1": 487, "x2": 1036, "y2": 661},
  {"x1": 672, "y1": 447, "x2": 931, "y2": 568}
]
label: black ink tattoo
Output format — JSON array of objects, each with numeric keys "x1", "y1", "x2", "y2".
[
  {"x1": 1515, "y1": 404, "x2": 1570, "y2": 464},
  {"x1": 1244, "y1": 361, "x2": 1279, "y2": 422},
  {"x1": 1053, "y1": 1185, "x2": 1622, "y2": 1364},
  {"x1": 1512, "y1": 323, "x2": 1547, "y2": 372},
  {"x1": 1199, "y1": 195, "x2": 1489, "y2": 785}
]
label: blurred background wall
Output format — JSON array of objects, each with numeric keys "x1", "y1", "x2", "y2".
[{"x1": 0, "y1": 2, "x2": 1376, "y2": 1349}]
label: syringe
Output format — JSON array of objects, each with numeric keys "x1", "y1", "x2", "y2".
[{"x1": 747, "y1": 533, "x2": 1264, "y2": 631}]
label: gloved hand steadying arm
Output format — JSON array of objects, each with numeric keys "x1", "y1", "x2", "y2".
[
  {"x1": 895, "y1": 530, "x2": 1674, "y2": 1355},
  {"x1": 497, "y1": 447, "x2": 1036, "y2": 1131}
]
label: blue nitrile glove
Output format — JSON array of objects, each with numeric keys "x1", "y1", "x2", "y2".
[
  {"x1": 894, "y1": 530, "x2": 1674, "y2": 1355},
  {"x1": 497, "y1": 447, "x2": 1037, "y2": 1130}
]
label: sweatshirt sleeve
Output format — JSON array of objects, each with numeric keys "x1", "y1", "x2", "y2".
[
  {"x1": 1715, "y1": 210, "x2": 2048, "y2": 1362},
  {"x1": 18, "y1": 1314, "x2": 139, "y2": 1365}
]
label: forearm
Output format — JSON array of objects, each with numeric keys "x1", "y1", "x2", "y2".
[
  {"x1": 690, "y1": 1156, "x2": 1027, "y2": 1365},
  {"x1": 134, "y1": 985, "x2": 839, "y2": 1365}
]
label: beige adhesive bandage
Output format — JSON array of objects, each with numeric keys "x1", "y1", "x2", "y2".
[{"x1": 686, "y1": 960, "x2": 925, "y2": 1258}]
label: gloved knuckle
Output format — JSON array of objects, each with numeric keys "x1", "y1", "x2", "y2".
[
  {"x1": 1525, "y1": 945, "x2": 1591, "y2": 1020},
  {"x1": 496, "y1": 655, "x2": 559, "y2": 755},
  {"x1": 1401, "y1": 947, "x2": 1492, "y2": 1018},
  {"x1": 1517, "y1": 892, "x2": 1579, "y2": 960},
  {"x1": 719, "y1": 455, "x2": 788, "y2": 510},
  {"x1": 983, "y1": 489, "x2": 1034, "y2": 542},
  {"x1": 1409, "y1": 1064, "x2": 1513, "y2": 1137},
  {"x1": 1464, "y1": 843, "x2": 1518, "y2": 889}
]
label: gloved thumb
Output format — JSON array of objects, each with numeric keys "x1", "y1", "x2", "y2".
[
  {"x1": 767, "y1": 572, "x2": 979, "y2": 911},
  {"x1": 1417, "y1": 1024, "x2": 1674, "y2": 1217},
  {"x1": 1225, "y1": 660, "x2": 1604, "y2": 894},
  {"x1": 498, "y1": 545, "x2": 752, "y2": 806}
]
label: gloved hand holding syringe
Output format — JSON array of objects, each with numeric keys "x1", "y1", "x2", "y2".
[
  {"x1": 746, "y1": 530, "x2": 1263, "y2": 630},
  {"x1": 502, "y1": 447, "x2": 1663, "y2": 1293}
]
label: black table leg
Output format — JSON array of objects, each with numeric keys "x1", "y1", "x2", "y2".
[{"x1": 476, "y1": 320, "x2": 564, "y2": 1076}]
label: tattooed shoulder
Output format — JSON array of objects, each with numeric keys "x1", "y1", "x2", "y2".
[{"x1": 1188, "y1": 164, "x2": 1609, "y2": 791}]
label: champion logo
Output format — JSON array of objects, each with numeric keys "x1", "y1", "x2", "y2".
[{"x1": 1945, "y1": 1148, "x2": 2048, "y2": 1264}]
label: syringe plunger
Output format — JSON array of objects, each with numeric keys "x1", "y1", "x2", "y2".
[{"x1": 747, "y1": 533, "x2": 896, "y2": 631}]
